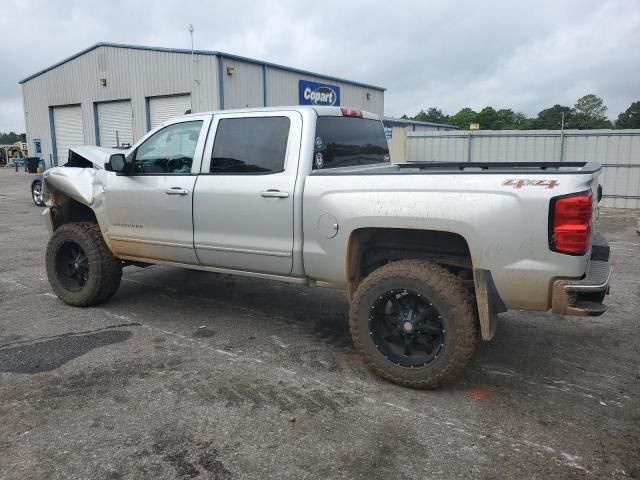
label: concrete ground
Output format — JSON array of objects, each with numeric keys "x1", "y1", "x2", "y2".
[{"x1": 0, "y1": 167, "x2": 638, "y2": 480}]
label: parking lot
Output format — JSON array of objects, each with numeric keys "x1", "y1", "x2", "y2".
[{"x1": 0, "y1": 167, "x2": 638, "y2": 479}]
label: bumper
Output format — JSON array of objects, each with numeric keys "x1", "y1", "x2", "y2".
[{"x1": 551, "y1": 232, "x2": 611, "y2": 316}]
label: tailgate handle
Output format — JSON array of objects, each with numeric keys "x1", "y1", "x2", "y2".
[
  {"x1": 165, "y1": 187, "x2": 189, "y2": 196},
  {"x1": 260, "y1": 190, "x2": 289, "y2": 199}
]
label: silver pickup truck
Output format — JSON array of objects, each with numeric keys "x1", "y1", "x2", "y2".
[{"x1": 42, "y1": 106, "x2": 611, "y2": 388}]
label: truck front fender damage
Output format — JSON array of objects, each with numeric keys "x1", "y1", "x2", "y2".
[{"x1": 42, "y1": 167, "x2": 109, "y2": 241}]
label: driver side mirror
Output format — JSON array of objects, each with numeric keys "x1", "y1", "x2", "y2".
[{"x1": 105, "y1": 153, "x2": 126, "y2": 173}]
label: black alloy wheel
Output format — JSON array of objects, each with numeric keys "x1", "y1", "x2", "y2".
[
  {"x1": 369, "y1": 289, "x2": 445, "y2": 367},
  {"x1": 54, "y1": 241, "x2": 90, "y2": 292}
]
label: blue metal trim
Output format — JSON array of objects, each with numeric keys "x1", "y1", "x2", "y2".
[
  {"x1": 48, "y1": 107, "x2": 57, "y2": 167},
  {"x1": 93, "y1": 103, "x2": 100, "y2": 146},
  {"x1": 262, "y1": 64, "x2": 268, "y2": 107},
  {"x1": 218, "y1": 57, "x2": 225, "y2": 110},
  {"x1": 19, "y1": 42, "x2": 386, "y2": 91},
  {"x1": 145, "y1": 97, "x2": 151, "y2": 132}
]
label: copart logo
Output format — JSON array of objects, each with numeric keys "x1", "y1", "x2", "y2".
[
  {"x1": 299, "y1": 80, "x2": 341, "y2": 107},
  {"x1": 304, "y1": 86, "x2": 337, "y2": 106},
  {"x1": 502, "y1": 179, "x2": 559, "y2": 189}
]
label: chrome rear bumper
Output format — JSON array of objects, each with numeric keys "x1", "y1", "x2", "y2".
[{"x1": 551, "y1": 233, "x2": 611, "y2": 316}]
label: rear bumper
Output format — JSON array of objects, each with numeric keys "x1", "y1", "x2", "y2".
[{"x1": 551, "y1": 232, "x2": 611, "y2": 316}]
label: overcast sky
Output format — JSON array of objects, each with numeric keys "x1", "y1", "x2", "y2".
[{"x1": 1, "y1": 0, "x2": 638, "y2": 132}]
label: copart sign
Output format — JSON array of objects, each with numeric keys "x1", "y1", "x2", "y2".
[{"x1": 299, "y1": 80, "x2": 341, "y2": 107}]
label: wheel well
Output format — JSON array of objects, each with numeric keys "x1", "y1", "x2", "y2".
[
  {"x1": 347, "y1": 228, "x2": 473, "y2": 298},
  {"x1": 50, "y1": 193, "x2": 98, "y2": 231}
]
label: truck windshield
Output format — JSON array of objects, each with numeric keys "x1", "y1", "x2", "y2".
[{"x1": 313, "y1": 117, "x2": 389, "y2": 169}]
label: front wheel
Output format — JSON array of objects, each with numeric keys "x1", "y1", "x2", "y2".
[
  {"x1": 349, "y1": 260, "x2": 479, "y2": 389},
  {"x1": 32, "y1": 180, "x2": 45, "y2": 206},
  {"x1": 45, "y1": 222, "x2": 123, "y2": 307}
]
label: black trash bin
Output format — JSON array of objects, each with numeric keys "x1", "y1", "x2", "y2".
[{"x1": 27, "y1": 157, "x2": 39, "y2": 173}]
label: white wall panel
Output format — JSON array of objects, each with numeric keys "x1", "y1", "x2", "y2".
[
  {"x1": 148, "y1": 94, "x2": 191, "y2": 129},
  {"x1": 52, "y1": 105, "x2": 84, "y2": 164},
  {"x1": 97, "y1": 100, "x2": 133, "y2": 147},
  {"x1": 221, "y1": 58, "x2": 264, "y2": 109}
]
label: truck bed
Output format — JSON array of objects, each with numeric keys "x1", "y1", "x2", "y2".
[{"x1": 310, "y1": 161, "x2": 602, "y2": 176}]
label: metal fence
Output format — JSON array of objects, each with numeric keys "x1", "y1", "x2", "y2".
[{"x1": 400, "y1": 129, "x2": 640, "y2": 209}]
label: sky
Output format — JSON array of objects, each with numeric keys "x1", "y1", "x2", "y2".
[{"x1": 1, "y1": 0, "x2": 639, "y2": 132}]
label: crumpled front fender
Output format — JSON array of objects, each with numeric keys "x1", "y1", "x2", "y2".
[
  {"x1": 43, "y1": 167, "x2": 103, "y2": 206},
  {"x1": 42, "y1": 167, "x2": 111, "y2": 249}
]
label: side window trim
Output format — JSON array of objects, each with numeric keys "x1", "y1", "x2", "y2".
[{"x1": 126, "y1": 116, "x2": 211, "y2": 176}]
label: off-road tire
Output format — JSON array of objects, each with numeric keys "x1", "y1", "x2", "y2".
[
  {"x1": 349, "y1": 260, "x2": 478, "y2": 389},
  {"x1": 46, "y1": 222, "x2": 122, "y2": 307}
]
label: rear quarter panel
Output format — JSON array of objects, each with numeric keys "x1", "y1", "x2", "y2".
[{"x1": 302, "y1": 171, "x2": 599, "y2": 311}]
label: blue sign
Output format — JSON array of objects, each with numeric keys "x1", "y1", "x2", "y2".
[{"x1": 299, "y1": 80, "x2": 340, "y2": 107}]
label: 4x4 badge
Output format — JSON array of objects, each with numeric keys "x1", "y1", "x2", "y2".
[{"x1": 502, "y1": 179, "x2": 559, "y2": 189}]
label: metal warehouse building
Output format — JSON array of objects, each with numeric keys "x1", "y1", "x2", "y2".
[{"x1": 19, "y1": 42, "x2": 385, "y2": 168}]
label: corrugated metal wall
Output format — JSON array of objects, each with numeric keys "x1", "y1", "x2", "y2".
[
  {"x1": 22, "y1": 45, "x2": 218, "y2": 167},
  {"x1": 220, "y1": 58, "x2": 264, "y2": 109},
  {"x1": 403, "y1": 129, "x2": 640, "y2": 208},
  {"x1": 22, "y1": 45, "x2": 384, "y2": 168},
  {"x1": 266, "y1": 68, "x2": 384, "y2": 114}
]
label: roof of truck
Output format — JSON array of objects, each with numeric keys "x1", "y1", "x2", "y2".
[{"x1": 178, "y1": 106, "x2": 380, "y2": 120}]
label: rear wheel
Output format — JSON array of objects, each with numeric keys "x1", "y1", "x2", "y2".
[
  {"x1": 32, "y1": 180, "x2": 44, "y2": 206},
  {"x1": 349, "y1": 260, "x2": 478, "y2": 389},
  {"x1": 46, "y1": 222, "x2": 122, "y2": 306}
]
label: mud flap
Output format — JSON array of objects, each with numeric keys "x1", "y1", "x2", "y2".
[{"x1": 473, "y1": 269, "x2": 507, "y2": 341}]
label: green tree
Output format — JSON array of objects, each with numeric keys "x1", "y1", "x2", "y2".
[
  {"x1": 449, "y1": 108, "x2": 478, "y2": 129},
  {"x1": 413, "y1": 107, "x2": 450, "y2": 125},
  {"x1": 0, "y1": 131, "x2": 23, "y2": 144},
  {"x1": 489, "y1": 109, "x2": 530, "y2": 129},
  {"x1": 615, "y1": 101, "x2": 640, "y2": 128},
  {"x1": 535, "y1": 105, "x2": 573, "y2": 129},
  {"x1": 477, "y1": 107, "x2": 498, "y2": 129},
  {"x1": 572, "y1": 94, "x2": 612, "y2": 129}
]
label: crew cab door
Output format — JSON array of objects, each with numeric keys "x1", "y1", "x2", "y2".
[
  {"x1": 193, "y1": 111, "x2": 302, "y2": 275},
  {"x1": 104, "y1": 115, "x2": 211, "y2": 263}
]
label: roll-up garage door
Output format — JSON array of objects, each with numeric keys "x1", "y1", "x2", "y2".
[
  {"x1": 148, "y1": 94, "x2": 191, "y2": 130},
  {"x1": 53, "y1": 105, "x2": 84, "y2": 165},
  {"x1": 97, "y1": 100, "x2": 133, "y2": 147}
]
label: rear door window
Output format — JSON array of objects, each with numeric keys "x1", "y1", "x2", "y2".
[
  {"x1": 313, "y1": 117, "x2": 389, "y2": 169},
  {"x1": 210, "y1": 117, "x2": 290, "y2": 174}
]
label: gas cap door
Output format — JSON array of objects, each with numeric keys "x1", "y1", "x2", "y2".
[{"x1": 318, "y1": 213, "x2": 339, "y2": 239}]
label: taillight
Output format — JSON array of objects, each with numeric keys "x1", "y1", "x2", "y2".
[
  {"x1": 549, "y1": 192, "x2": 593, "y2": 255},
  {"x1": 340, "y1": 107, "x2": 363, "y2": 118}
]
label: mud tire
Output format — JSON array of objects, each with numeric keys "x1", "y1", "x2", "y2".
[
  {"x1": 46, "y1": 222, "x2": 122, "y2": 307},
  {"x1": 349, "y1": 260, "x2": 479, "y2": 389}
]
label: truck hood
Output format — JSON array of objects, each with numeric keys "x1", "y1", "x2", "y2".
[{"x1": 65, "y1": 146, "x2": 125, "y2": 168}]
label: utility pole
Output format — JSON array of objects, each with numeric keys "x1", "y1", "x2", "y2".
[
  {"x1": 559, "y1": 111, "x2": 565, "y2": 162},
  {"x1": 189, "y1": 24, "x2": 195, "y2": 111}
]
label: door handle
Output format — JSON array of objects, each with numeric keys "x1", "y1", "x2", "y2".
[
  {"x1": 260, "y1": 190, "x2": 289, "y2": 198},
  {"x1": 166, "y1": 187, "x2": 189, "y2": 196}
]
